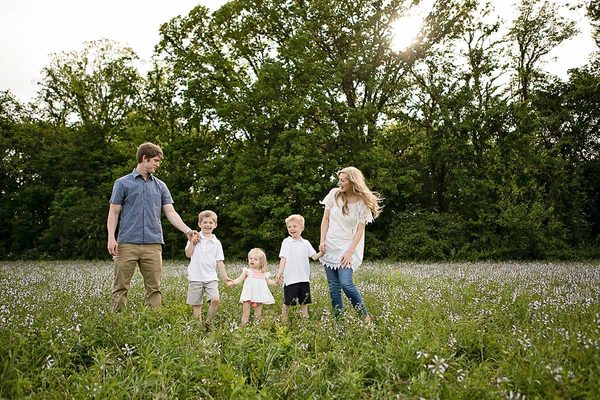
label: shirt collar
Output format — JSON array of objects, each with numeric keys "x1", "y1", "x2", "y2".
[
  {"x1": 284, "y1": 236, "x2": 303, "y2": 243},
  {"x1": 200, "y1": 231, "x2": 218, "y2": 242},
  {"x1": 132, "y1": 169, "x2": 155, "y2": 181}
]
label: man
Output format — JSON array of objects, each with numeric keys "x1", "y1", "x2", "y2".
[{"x1": 107, "y1": 142, "x2": 197, "y2": 312}]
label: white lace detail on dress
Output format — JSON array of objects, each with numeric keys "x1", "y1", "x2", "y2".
[
  {"x1": 319, "y1": 188, "x2": 337, "y2": 209},
  {"x1": 357, "y1": 202, "x2": 374, "y2": 225},
  {"x1": 320, "y1": 255, "x2": 356, "y2": 270}
]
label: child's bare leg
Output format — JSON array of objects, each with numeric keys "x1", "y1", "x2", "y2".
[
  {"x1": 281, "y1": 304, "x2": 289, "y2": 323},
  {"x1": 299, "y1": 304, "x2": 308, "y2": 319},
  {"x1": 241, "y1": 302, "x2": 251, "y2": 324},
  {"x1": 206, "y1": 297, "x2": 220, "y2": 325},
  {"x1": 254, "y1": 304, "x2": 263, "y2": 322},
  {"x1": 192, "y1": 305, "x2": 203, "y2": 324}
]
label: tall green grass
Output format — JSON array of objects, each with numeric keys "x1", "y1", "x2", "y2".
[{"x1": 1, "y1": 260, "x2": 599, "y2": 399}]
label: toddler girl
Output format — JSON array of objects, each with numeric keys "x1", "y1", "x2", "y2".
[{"x1": 227, "y1": 248, "x2": 276, "y2": 324}]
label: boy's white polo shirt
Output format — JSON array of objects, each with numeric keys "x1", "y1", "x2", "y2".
[
  {"x1": 279, "y1": 236, "x2": 317, "y2": 285},
  {"x1": 187, "y1": 232, "x2": 224, "y2": 282}
]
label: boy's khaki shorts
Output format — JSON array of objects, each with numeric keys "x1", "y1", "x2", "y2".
[{"x1": 187, "y1": 280, "x2": 219, "y2": 305}]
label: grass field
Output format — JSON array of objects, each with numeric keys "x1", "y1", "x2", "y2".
[{"x1": 1, "y1": 260, "x2": 599, "y2": 399}]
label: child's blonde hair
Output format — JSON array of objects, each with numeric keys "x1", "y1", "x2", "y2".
[
  {"x1": 198, "y1": 210, "x2": 218, "y2": 224},
  {"x1": 248, "y1": 248, "x2": 268, "y2": 272},
  {"x1": 336, "y1": 166, "x2": 383, "y2": 218},
  {"x1": 285, "y1": 214, "x2": 305, "y2": 228}
]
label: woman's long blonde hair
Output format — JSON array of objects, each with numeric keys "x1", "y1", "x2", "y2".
[
  {"x1": 335, "y1": 167, "x2": 383, "y2": 218},
  {"x1": 248, "y1": 248, "x2": 268, "y2": 272}
]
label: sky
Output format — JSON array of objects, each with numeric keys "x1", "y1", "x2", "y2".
[{"x1": 0, "y1": 0, "x2": 596, "y2": 104}]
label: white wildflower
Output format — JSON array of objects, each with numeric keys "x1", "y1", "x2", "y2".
[
  {"x1": 426, "y1": 355, "x2": 448, "y2": 378},
  {"x1": 448, "y1": 334, "x2": 457, "y2": 349},
  {"x1": 505, "y1": 390, "x2": 526, "y2": 400},
  {"x1": 44, "y1": 355, "x2": 54, "y2": 369},
  {"x1": 121, "y1": 343, "x2": 135, "y2": 357}
]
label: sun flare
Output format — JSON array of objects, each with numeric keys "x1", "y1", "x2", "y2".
[{"x1": 390, "y1": 14, "x2": 425, "y2": 52}]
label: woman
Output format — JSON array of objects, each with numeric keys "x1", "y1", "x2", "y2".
[{"x1": 319, "y1": 167, "x2": 382, "y2": 321}]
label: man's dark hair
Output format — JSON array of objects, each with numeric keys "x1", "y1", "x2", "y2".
[{"x1": 136, "y1": 142, "x2": 164, "y2": 163}]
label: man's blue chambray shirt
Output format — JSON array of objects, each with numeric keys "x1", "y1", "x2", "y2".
[{"x1": 109, "y1": 169, "x2": 174, "y2": 244}]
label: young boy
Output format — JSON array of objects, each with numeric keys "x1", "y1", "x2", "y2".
[
  {"x1": 275, "y1": 214, "x2": 323, "y2": 322},
  {"x1": 185, "y1": 210, "x2": 231, "y2": 330}
]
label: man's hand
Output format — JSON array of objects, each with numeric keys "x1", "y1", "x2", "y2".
[
  {"x1": 186, "y1": 230, "x2": 200, "y2": 244},
  {"x1": 107, "y1": 238, "x2": 118, "y2": 257}
]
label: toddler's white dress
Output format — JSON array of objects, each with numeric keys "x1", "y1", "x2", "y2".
[{"x1": 239, "y1": 267, "x2": 275, "y2": 304}]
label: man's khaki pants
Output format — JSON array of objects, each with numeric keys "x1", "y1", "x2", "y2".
[{"x1": 112, "y1": 243, "x2": 162, "y2": 312}]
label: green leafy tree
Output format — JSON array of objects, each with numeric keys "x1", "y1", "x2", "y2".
[
  {"x1": 156, "y1": 0, "x2": 474, "y2": 257},
  {"x1": 0, "y1": 120, "x2": 67, "y2": 257},
  {"x1": 529, "y1": 59, "x2": 600, "y2": 244},
  {"x1": 588, "y1": 0, "x2": 600, "y2": 46},
  {"x1": 1, "y1": 91, "x2": 28, "y2": 256},
  {"x1": 4, "y1": 40, "x2": 149, "y2": 259},
  {"x1": 37, "y1": 39, "x2": 142, "y2": 135},
  {"x1": 2, "y1": 0, "x2": 598, "y2": 261},
  {"x1": 508, "y1": 0, "x2": 578, "y2": 101},
  {"x1": 390, "y1": 2, "x2": 508, "y2": 217}
]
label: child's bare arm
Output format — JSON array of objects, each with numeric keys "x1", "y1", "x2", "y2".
[
  {"x1": 184, "y1": 232, "x2": 200, "y2": 258},
  {"x1": 227, "y1": 270, "x2": 247, "y2": 287},
  {"x1": 275, "y1": 258, "x2": 286, "y2": 284},
  {"x1": 311, "y1": 250, "x2": 324, "y2": 261},
  {"x1": 217, "y1": 260, "x2": 231, "y2": 282},
  {"x1": 184, "y1": 240, "x2": 195, "y2": 258}
]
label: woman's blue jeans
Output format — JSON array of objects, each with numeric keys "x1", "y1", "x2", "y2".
[{"x1": 324, "y1": 265, "x2": 368, "y2": 317}]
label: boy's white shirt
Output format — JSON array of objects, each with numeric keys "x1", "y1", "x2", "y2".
[
  {"x1": 187, "y1": 231, "x2": 224, "y2": 282},
  {"x1": 279, "y1": 236, "x2": 316, "y2": 285}
]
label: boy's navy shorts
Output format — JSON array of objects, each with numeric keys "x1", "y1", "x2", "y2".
[{"x1": 283, "y1": 281, "x2": 311, "y2": 306}]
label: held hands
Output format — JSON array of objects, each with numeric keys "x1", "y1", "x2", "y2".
[
  {"x1": 186, "y1": 230, "x2": 200, "y2": 244},
  {"x1": 226, "y1": 280, "x2": 235, "y2": 288},
  {"x1": 275, "y1": 273, "x2": 283, "y2": 286},
  {"x1": 319, "y1": 243, "x2": 326, "y2": 252},
  {"x1": 313, "y1": 250, "x2": 324, "y2": 261},
  {"x1": 267, "y1": 278, "x2": 277, "y2": 286}
]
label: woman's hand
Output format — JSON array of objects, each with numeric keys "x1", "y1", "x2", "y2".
[
  {"x1": 340, "y1": 251, "x2": 353, "y2": 268},
  {"x1": 319, "y1": 243, "x2": 326, "y2": 252}
]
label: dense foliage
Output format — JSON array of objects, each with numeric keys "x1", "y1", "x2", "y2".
[{"x1": 1, "y1": 0, "x2": 598, "y2": 260}]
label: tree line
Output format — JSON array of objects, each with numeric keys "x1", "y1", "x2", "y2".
[{"x1": 1, "y1": 0, "x2": 599, "y2": 261}]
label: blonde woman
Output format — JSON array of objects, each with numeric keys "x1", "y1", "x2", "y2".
[{"x1": 319, "y1": 167, "x2": 382, "y2": 321}]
